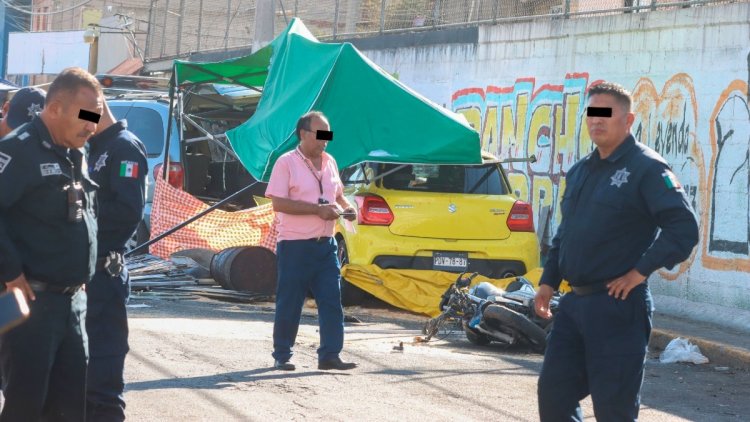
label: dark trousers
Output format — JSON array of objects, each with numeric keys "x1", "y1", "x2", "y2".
[
  {"x1": 538, "y1": 284, "x2": 653, "y2": 422},
  {"x1": 272, "y1": 238, "x2": 344, "y2": 363},
  {"x1": 86, "y1": 269, "x2": 130, "y2": 422},
  {"x1": 0, "y1": 289, "x2": 88, "y2": 422}
]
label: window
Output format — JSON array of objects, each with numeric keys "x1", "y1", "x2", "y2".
[
  {"x1": 110, "y1": 106, "x2": 165, "y2": 157},
  {"x1": 379, "y1": 163, "x2": 507, "y2": 195}
]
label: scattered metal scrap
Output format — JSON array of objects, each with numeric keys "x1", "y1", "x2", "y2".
[
  {"x1": 166, "y1": 286, "x2": 272, "y2": 303},
  {"x1": 126, "y1": 254, "x2": 272, "y2": 304},
  {"x1": 127, "y1": 254, "x2": 198, "y2": 290}
]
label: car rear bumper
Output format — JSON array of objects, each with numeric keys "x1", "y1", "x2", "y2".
[
  {"x1": 372, "y1": 255, "x2": 527, "y2": 279},
  {"x1": 338, "y1": 226, "x2": 540, "y2": 279}
]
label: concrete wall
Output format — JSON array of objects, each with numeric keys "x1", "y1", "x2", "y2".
[{"x1": 353, "y1": 3, "x2": 750, "y2": 332}]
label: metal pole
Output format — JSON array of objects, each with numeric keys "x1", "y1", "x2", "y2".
[
  {"x1": 161, "y1": 86, "x2": 176, "y2": 181},
  {"x1": 160, "y1": 0, "x2": 171, "y2": 57},
  {"x1": 379, "y1": 0, "x2": 386, "y2": 33},
  {"x1": 125, "y1": 182, "x2": 260, "y2": 256},
  {"x1": 145, "y1": 0, "x2": 156, "y2": 58},
  {"x1": 197, "y1": 0, "x2": 204, "y2": 51},
  {"x1": 492, "y1": 0, "x2": 497, "y2": 23},
  {"x1": 176, "y1": 0, "x2": 185, "y2": 54},
  {"x1": 225, "y1": 0, "x2": 231, "y2": 50},
  {"x1": 333, "y1": 0, "x2": 340, "y2": 39},
  {"x1": 564, "y1": 0, "x2": 570, "y2": 17},
  {"x1": 432, "y1": 0, "x2": 440, "y2": 28}
]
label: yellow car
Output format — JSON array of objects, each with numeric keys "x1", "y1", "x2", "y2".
[{"x1": 336, "y1": 154, "x2": 540, "y2": 303}]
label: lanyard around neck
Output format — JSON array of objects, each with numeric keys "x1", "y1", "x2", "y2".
[{"x1": 295, "y1": 147, "x2": 323, "y2": 196}]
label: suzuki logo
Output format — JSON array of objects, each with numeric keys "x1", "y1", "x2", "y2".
[{"x1": 448, "y1": 204, "x2": 457, "y2": 213}]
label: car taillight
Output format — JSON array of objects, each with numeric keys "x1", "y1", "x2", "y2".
[
  {"x1": 507, "y1": 200, "x2": 535, "y2": 232},
  {"x1": 355, "y1": 195, "x2": 394, "y2": 226},
  {"x1": 154, "y1": 163, "x2": 184, "y2": 189}
]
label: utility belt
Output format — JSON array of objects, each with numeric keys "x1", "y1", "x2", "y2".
[
  {"x1": 96, "y1": 251, "x2": 125, "y2": 277},
  {"x1": 27, "y1": 279, "x2": 83, "y2": 295}
]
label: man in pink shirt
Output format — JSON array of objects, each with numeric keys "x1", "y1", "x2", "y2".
[{"x1": 266, "y1": 111, "x2": 358, "y2": 371}]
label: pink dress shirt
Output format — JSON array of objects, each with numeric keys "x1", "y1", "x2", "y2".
[{"x1": 266, "y1": 148, "x2": 343, "y2": 241}]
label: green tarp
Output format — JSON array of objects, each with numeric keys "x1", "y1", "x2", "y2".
[{"x1": 172, "y1": 18, "x2": 481, "y2": 182}]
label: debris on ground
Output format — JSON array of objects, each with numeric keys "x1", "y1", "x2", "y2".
[
  {"x1": 344, "y1": 315, "x2": 363, "y2": 323},
  {"x1": 127, "y1": 254, "x2": 198, "y2": 290},
  {"x1": 166, "y1": 286, "x2": 271, "y2": 303},
  {"x1": 660, "y1": 337, "x2": 709, "y2": 364}
]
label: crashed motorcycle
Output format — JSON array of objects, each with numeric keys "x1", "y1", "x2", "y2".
[{"x1": 422, "y1": 272, "x2": 558, "y2": 353}]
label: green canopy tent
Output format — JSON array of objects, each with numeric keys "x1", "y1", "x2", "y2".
[{"x1": 171, "y1": 18, "x2": 481, "y2": 182}]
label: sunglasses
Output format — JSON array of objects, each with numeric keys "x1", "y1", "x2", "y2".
[{"x1": 303, "y1": 128, "x2": 334, "y2": 141}]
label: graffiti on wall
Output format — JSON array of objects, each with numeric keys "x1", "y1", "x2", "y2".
[
  {"x1": 704, "y1": 78, "x2": 750, "y2": 271},
  {"x1": 631, "y1": 74, "x2": 705, "y2": 279},
  {"x1": 451, "y1": 73, "x2": 596, "y2": 237},
  {"x1": 452, "y1": 68, "x2": 750, "y2": 276}
]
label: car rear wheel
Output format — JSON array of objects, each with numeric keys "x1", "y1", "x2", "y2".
[{"x1": 337, "y1": 238, "x2": 369, "y2": 306}]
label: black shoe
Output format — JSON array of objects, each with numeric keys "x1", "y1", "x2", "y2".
[
  {"x1": 274, "y1": 360, "x2": 295, "y2": 371},
  {"x1": 318, "y1": 357, "x2": 357, "y2": 370}
]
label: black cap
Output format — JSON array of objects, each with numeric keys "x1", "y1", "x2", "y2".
[{"x1": 6, "y1": 87, "x2": 46, "y2": 130}]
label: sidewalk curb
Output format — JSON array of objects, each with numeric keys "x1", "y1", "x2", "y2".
[{"x1": 650, "y1": 328, "x2": 750, "y2": 371}]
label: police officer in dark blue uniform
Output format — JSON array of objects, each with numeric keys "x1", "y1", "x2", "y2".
[
  {"x1": 0, "y1": 67, "x2": 102, "y2": 421},
  {"x1": 534, "y1": 82, "x2": 699, "y2": 421},
  {"x1": 0, "y1": 86, "x2": 47, "y2": 416},
  {"x1": 86, "y1": 100, "x2": 147, "y2": 421}
]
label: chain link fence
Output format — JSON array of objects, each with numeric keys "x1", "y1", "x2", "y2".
[
  {"x1": 140, "y1": 0, "x2": 745, "y2": 60},
  {"x1": 144, "y1": 0, "x2": 257, "y2": 59}
]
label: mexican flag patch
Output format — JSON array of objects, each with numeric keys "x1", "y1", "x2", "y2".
[
  {"x1": 662, "y1": 170, "x2": 682, "y2": 190},
  {"x1": 120, "y1": 161, "x2": 139, "y2": 178}
]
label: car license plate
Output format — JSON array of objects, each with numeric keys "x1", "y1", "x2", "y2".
[{"x1": 432, "y1": 252, "x2": 468, "y2": 272}]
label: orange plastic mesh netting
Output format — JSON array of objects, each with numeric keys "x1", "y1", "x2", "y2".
[{"x1": 149, "y1": 177, "x2": 278, "y2": 258}]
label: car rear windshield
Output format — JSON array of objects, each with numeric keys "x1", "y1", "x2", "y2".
[
  {"x1": 379, "y1": 163, "x2": 508, "y2": 195},
  {"x1": 110, "y1": 105, "x2": 165, "y2": 157}
]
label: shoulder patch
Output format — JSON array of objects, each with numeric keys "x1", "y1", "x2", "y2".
[
  {"x1": 40, "y1": 163, "x2": 63, "y2": 176},
  {"x1": 0, "y1": 152, "x2": 11, "y2": 173},
  {"x1": 662, "y1": 170, "x2": 683, "y2": 191},
  {"x1": 119, "y1": 160, "x2": 140, "y2": 178},
  {"x1": 93, "y1": 152, "x2": 108, "y2": 172}
]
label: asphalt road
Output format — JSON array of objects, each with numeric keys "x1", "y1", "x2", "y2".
[{"x1": 123, "y1": 292, "x2": 750, "y2": 421}]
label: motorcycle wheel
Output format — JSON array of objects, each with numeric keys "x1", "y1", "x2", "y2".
[
  {"x1": 462, "y1": 321, "x2": 491, "y2": 346},
  {"x1": 482, "y1": 304, "x2": 548, "y2": 353}
]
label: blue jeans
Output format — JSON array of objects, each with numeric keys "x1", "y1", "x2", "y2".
[
  {"x1": 0, "y1": 289, "x2": 88, "y2": 422},
  {"x1": 538, "y1": 284, "x2": 653, "y2": 422},
  {"x1": 272, "y1": 238, "x2": 344, "y2": 363},
  {"x1": 86, "y1": 268, "x2": 130, "y2": 421}
]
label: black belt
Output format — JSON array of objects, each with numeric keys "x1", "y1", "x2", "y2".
[
  {"x1": 27, "y1": 279, "x2": 83, "y2": 295},
  {"x1": 570, "y1": 279, "x2": 610, "y2": 296},
  {"x1": 303, "y1": 236, "x2": 332, "y2": 243}
]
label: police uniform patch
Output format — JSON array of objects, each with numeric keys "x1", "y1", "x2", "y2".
[
  {"x1": 27, "y1": 103, "x2": 42, "y2": 118},
  {"x1": 17, "y1": 132, "x2": 30, "y2": 141},
  {"x1": 662, "y1": 170, "x2": 683, "y2": 190},
  {"x1": 0, "y1": 152, "x2": 11, "y2": 173},
  {"x1": 40, "y1": 163, "x2": 63, "y2": 176},
  {"x1": 119, "y1": 161, "x2": 139, "y2": 178},
  {"x1": 610, "y1": 167, "x2": 630, "y2": 188},
  {"x1": 93, "y1": 152, "x2": 108, "y2": 172}
]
